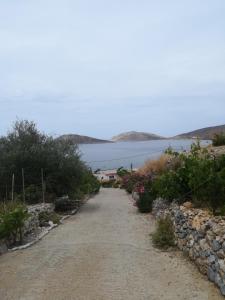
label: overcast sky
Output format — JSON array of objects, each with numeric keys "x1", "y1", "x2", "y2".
[{"x1": 0, "y1": 0, "x2": 225, "y2": 138}]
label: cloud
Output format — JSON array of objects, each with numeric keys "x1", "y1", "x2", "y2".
[{"x1": 0, "y1": 0, "x2": 225, "y2": 137}]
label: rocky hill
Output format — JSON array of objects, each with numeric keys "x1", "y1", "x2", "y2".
[
  {"x1": 112, "y1": 131, "x2": 164, "y2": 142},
  {"x1": 175, "y1": 124, "x2": 225, "y2": 140},
  {"x1": 57, "y1": 134, "x2": 112, "y2": 144}
]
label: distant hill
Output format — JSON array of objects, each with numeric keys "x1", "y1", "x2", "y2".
[
  {"x1": 175, "y1": 125, "x2": 225, "y2": 140},
  {"x1": 57, "y1": 134, "x2": 112, "y2": 144},
  {"x1": 112, "y1": 131, "x2": 164, "y2": 142}
]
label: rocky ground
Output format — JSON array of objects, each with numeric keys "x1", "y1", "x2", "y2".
[{"x1": 0, "y1": 188, "x2": 222, "y2": 299}]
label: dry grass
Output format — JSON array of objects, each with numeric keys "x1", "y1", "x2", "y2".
[
  {"x1": 151, "y1": 215, "x2": 175, "y2": 249},
  {"x1": 0, "y1": 201, "x2": 25, "y2": 215},
  {"x1": 138, "y1": 154, "x2": 171, "y2": 176}
]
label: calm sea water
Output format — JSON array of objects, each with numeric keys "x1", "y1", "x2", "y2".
[{"x1": 79, "y1": 139, "x2": 210, "y2": 171}]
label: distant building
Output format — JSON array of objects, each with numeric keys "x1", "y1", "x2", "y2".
[{"x1": 94, "y1": 169, "x2": 119, "y2": 182}]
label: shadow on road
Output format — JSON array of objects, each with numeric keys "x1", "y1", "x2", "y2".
[{"x1": 81, "y1": 202, "x2": 101, "y2": 214}]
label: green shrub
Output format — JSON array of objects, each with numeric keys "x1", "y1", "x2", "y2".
[
  {"x1": 92, "y1": 181, "x2": 101, "y2": 194},
  {"x1": 39, "y1": 211, "x2": 61, "y2": 226},
  {"x1": 119, "y1": 142, "x2": 225, "y2": 214},
  {"x1": 55, "y1": 197, "x2": 78, "y2": 212},
  {"x1": 182, "y1": 152, "x2": 225, "y2": 212},
  {"x1": 112, "y1": 181, "x2": 120, "y2": 188},
  {"x1": 0, "y1": 120, "x2": 100, "y2": 204},
  {"x1": 0, "y1": 205, "x2": 29, "y2": 245},
  {"x1": 152, "y1": 215, "x2": 175, "y2": 249},
  {"x1": 153, "y1": 170, "x2": 187, "y2": 202},
  {"x1": 153, "y1": 144, "x2": 225, "y2": 212},
  {"x1": 213, "y1": 133, "x2": 225, "y2": 146},
  {"x1": 136, "y1": 192, "x2": 153, "y2": 213},
  {"x1": 70, "y1": 189, "x2": 85, "y2": 200},
  {"x1": 101, "y1": 180, "x2": 115, "y2": 188},
  {"x1": 0, "y1": 201, "x2": 23, "y2": 215},
  {"x1": 117, "y1": 167, "x2": 129, "y2": 178},
  {"x1": 25, "y1": 185, "x2": 42, "y2": 204},
  {"x1": 80, "y1": 183, "x2": 92, "y2": 194}
]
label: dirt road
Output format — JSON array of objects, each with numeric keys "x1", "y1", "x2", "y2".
[{"x1": 0, "y1": 188, "x2": 222, "y2": 300}]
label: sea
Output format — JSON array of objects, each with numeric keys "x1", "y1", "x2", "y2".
[{"x1": 79, "y1": 139, "x2": 211, "y2": 171}]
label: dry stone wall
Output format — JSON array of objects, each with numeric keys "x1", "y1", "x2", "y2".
[
  {"x1": 24, "y1": 203, "x2": 55, "y2": 236},
  {"x1": 152, "y1": 199, "x2": 225, "y2": 296}
]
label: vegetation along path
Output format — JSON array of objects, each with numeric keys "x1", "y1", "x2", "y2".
[{"x1": 0, "y1": 188, "x2": 222, "y2": 300}]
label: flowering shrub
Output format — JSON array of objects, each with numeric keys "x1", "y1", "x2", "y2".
[
  {"x1": 121, "y1": 142, "x2": 225, "y2": 214},
  {"x1": 121, "y1": 172, "x2": 155, "y2": 213},
  {"x1": 121, "y1": 173, "x2": 153, "y2": 194},
  {"x1": 121, "y1": 173, "x2": 143, "y2": 193},
  {"x1": 136, "y1": 184, "x2": 145, "y2": 194}
]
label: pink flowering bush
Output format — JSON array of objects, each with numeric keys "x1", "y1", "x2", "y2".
[{"x1": 121, "y1": 172, "x2": 155, "y2": 213}]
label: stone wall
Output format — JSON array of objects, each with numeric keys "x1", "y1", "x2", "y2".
[
  {"x1": 24, "y1": 203, "x2": 55, "y2": 236},
  {"x1": 152, "y1": 199, "x2": 225, "y2": 296}
]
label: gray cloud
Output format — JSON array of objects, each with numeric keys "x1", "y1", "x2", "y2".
[{"x1": 0, "y1": 0, "x2": 225, "y2": 138}]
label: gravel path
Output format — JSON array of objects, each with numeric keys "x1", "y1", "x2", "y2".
[{"x1": 0, "y1": 188, "x2": 222, "y2": 300}]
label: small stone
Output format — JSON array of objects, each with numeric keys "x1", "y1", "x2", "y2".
[
  {"x1": 178, "y1": 232, "x2": 187, "y2": 239},
  {"x1": 220, "y1": 284, "x2": 225, "y2": 296},
  {"x1": 188, "y1": 239, "x2": 194, "y2": 248},
  {"x1": 217, "y1": 249, "x2": 225, "y2": 259},
  {"x1": 208, "y1": 267, "x2": 216, "y2": 282},
  {"x1": 212, "y1": 225, "x2": 224, "y2": 236},
  {"x1": 215, "y1": 261, "x2": 220, "y2": 272},
  {"x1": 215, "y1": 273, "x2": 223, "y2": 287},
  {"x1": 182, "y1": 202, "x2": 193, "y2": 209},
  {"x1": 206, "y1": 232, "x2": 214, "y2": 244},
  {"x1": 212, "y1": 240, "x2": 221, "y2": 252},
  {"x1": 205, "y1": 249, "x2": 211, "y2": 257},
  {"x1": 218, "y1": 260, "x2": 225, "y2": 273},
  {"x1": 199, "y1": 239, "x2": 209, "y2": 250},
  {"x1": 212, "y1": 264, "x2": 217, "y2": 272},
  {"x1": 208, "y1": 254, "x2": 216, "y2": 264},
  {"x1": 49, "y1": 221, "x2": 54, "y2": 227},
  {"x1": 199, "y1": 250, "x2": 206, "y2": 258}
]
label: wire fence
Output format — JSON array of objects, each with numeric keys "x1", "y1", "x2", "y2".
[{"x1": 0, "y1": 168, "x2": 46, "y2": 203}]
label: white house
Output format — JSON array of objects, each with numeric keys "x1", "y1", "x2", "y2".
[{"x1": 94, "y1": 169, "x2": 119, "y2": 182}]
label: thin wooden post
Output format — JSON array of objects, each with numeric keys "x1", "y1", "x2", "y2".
[
  {"x1": 41, "y1": 168, "x2": 45, "y2": 203},
  {"x1": 12, "y1": 173, "x2": 15, "y2": 201},
  {"x1": 22, "y1": 168, "x2": 25, "y2": 202},
  {"x1": 3, "y1": 185, "x2": 7, "y2": 213},
  {"x1": 5, "y1": 184, "x2": 8, "y2": 201}
]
